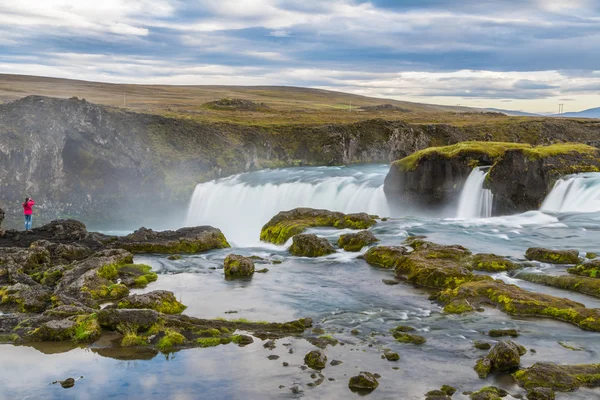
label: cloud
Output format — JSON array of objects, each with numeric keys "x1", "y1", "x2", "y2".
[{"x1": 1, "y1": 0, "x2": 600, "y2": 112}]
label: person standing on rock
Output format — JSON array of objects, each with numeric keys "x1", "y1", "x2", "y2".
[{"x1": 22, "y1": 197, "x2": 35, "y2": 231}]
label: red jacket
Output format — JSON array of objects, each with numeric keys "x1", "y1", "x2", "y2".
[{"x1": 22, "y1": 200, "x2": 35, "y2": 215}]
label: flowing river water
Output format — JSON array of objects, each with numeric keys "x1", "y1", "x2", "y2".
[{"x1": 2, "y1": 165, "x2": 600, "y2": 399}]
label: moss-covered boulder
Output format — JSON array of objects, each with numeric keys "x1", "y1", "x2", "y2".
[
  {"x1": 471, "y1": 254, "x2": 520, "y2": 272},
  {"x1": 475, "y1": 340, "x2": 526, "y2": 378},
  {"x1": 260, "y1": 208, "x2": 376, "y2": 245},
  {"x1": 364, "y1": 246, "x2": 408, "y2": 269},
  {"x1": 289, "y1": 234, "x2": 335, "y2": 257},
  {"x1": 384, "y1": 351, "x2": 400, "y2": 361},
  {"x1": 568, "y1": 260, "x2": 600, "y2": 278},
  {"x1": 525, "y1": 248, "x2": 580, "y2": 264},
  {"x1": 488, "y1": 328, "x2": 519, "y2": 337},
  {"x1": 304, "y1": 349, "x2": 327, "y2": 370},
  {"x1": 514, "y1": 362, "x2": 600, "y2": 392},
  {"x1": 469, "y1": 386, "x2": 508, "y2": 400},
  {"x1": 337, "y1": 230, "x2": 378, "y2": 252},
  {"x1": 391, "y1": 325, "x2": 426, "y2": 344},
  {"x1": 29, "y1": 313, "x2": 101, "y2": 343},
  {"x1": 114, "y1": 226, "x2": 230, "y2": 254},
  {"x1": 425, "y1": 385, "x2": 457, "y2": 400},
  {"x1": 515, "y1": 272, "x2": 600, "y2": 299},
  {"x1": 526, "y1": 387, "x2": 555, "y2": 400},
  {"x1": 117, "y1": 291, "x2": 186, "y2": 314},
  {"x1": 438, "y1": 278, "x2": 600, "y2": 331},
  {"x1": 348, "y1": 371, "x2": 379, "y2": 392},
  {"x1": 223, "y1": 254, "x2": 255, "y2": 277},
  {"x1": 474, "y1": 340, "x2": 492, "y2": 350}
]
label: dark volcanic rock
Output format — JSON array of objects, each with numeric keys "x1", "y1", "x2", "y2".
[
  {"x1": 304, "y1": 349, "x2": 327, "y2": 370},
  {"x1": 116, "y1": 291, "x2": 186, "y2": 314},
  {"x1": 337, "y1": 230, "x2": 378, "y2": 252},
  {"x1": 223, "y1": 254, "x2": 255, "y2": 277},
  {"x1": 113, "y1": 226, "x2": 230, "y2": 254},
  {"x1": 289, "y1": 234, "x2": 336, "y2": 257},
  {"x1": 525, "y1": 248, "x2": 580, "y2": 264},
  {"x1": 348, "y1": 371, "x2": 379, "y2": 392}
]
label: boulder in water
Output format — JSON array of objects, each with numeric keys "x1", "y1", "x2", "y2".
[
  {"x1": 348, "y1": 371, "x2": 379, "y2": 392},
  {"x1": 525, "y1": 248, "x2": 580, "y2": 264},
  {"x1": 488, "y1": 328, "x2": 519, "y2": 337},
  {"x1": 337, "y1": 230, "x2": 378, "y2": 252},
  {"x1": 526, "y1": 387, "x2": 555, "y2": 400},
  {"x1": 514, "y1": 362, "x2": 600, "y2": 392},
  {"x1": 289, "y1": 234, "x2": 335, "y2": 257},
  {"x1": 471, "y1": 254, "x2": 520, "y2": 272},
  {"x1": 469, "y1": 386, "x2": 508, "y2": 400},
  {"x1": 567, "y1": 260, "x2": 600, "y2": 278},
  {"x1": 364, "y1": 246, "x2": 409, "y2": 269},
  {"x1": 59, "y1": 378, "x2": 76, "y2": 389},
  {"x1": 475, "y1": 340, "x2": 525, "y2": 378},
  {"x1": 260, "y1": 208, "x2": 376, "y2": 245},
  {"x1": 304, "y1": 349, "x2": 327, "y2": 370},
  {"x1": 223, "y1": 254, "x2": 255, "y2": 277},
  {"x1": 117, "y1": 290, "x2": 186, "y2": 314},
  {"x1": 113, "y1": 226, "x2": 230, "y2": 254}
]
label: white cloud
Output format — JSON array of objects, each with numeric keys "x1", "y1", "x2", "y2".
[{"x1": 269, "y1": 30, "x2": 290, "y2": 37}]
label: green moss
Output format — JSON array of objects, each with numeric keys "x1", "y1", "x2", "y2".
[
  {"x1": 525, "y1": 248, "x2": 581, "y2": 265},
  {"x1": 120, "y1": 235, "x2": 230, "y2": 254},
  {"x1": 195, "y1": 328, "x2": 222, "y2": 337},
  {"x1": 516, "y1": 272, "x2": 600, "y2": 299},
  {"x1": 0, "y1": 334, "x2": 19, "y2": 344},
  {"x1": 395, "y1": 141, "x2": 530, "y2": 171},
  {"x1": 364, "y1": 246, "x2": 406, "y2": 269},
  {"x1": 568, "y1": 262, "x2": 600, "y2": 279},
  {"x1": 157, "y1": 330, "x2": 186, "y2": 352},
  {"x1": 72, "y1": 314, "x2": 101, "y2": 343},
  {"x1": 121, "y1": 333, "x2": 147, "y2": 347},
  {"x1": 471, "y1": 254, "x2": 520, "y2": 272},
  {"x1": 195, "y1": 337, "x2": 222, "y2": 348},
  {"x1": 41, "y1": 269, "x2": 63, "y2": 286},
  {"x1": 522, "y1": 143, "x2": 599, "y2": 160},
  {"x1": 118, "y1": 264, "x2": 158, "y2": 288},
  {"x1": 474, "y1": 358, "x2": 492, "y2": 379},
  {"x1": 117, "y1": 293, "x2": 186, "y2": 315},
  {"x1": 97, "y1": 263, "x2": 120, "y2": 280},
  {"x1": 392, "y1": 332, "x2": 426, "y2": 344},
  {"x1": 514, "y1": 362, "x2": 600, "y2": 391},
  {"x1": 443, "y1": 299, "x2": 475, "y2": 314}
]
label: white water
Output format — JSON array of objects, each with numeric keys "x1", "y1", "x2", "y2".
[
  {"x1": 185, "y1": 165, "x2": 390, "y2": 246},
  {"x1": 456, "y1": 166, "x2": 494, "y2": 218},
  {"x1": 541, "y1": 172, "x2": 600, "y2": 213}
]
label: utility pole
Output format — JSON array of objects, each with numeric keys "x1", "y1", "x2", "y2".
[
  {"x1": 123, "y1": 93, "x2": 126, "y2": 107},
  {"x1": 558, "y1": 103, "x2": 564, "y2": 114}
]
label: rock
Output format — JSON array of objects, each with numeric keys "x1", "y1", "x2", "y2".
[
  {"x1": 267, "y1": 355, "x2": 280, "y2": 360},
  {"x1": 289, "y1": 234, "x2": 335, "y2": 257},
  {"x1": 567, "y1": 260, "x2": 600, "y2": 278},
  {"x1": 425, "y1": 387, "x2": 456, "y2": 400},
  {"x1": 312, "y1": 328, "x2": 325, "y2": 335},
  {"x1": 263, "y1": 339, "x2": 276, "y2": 350},
  {"x1": 488, "y1": 329, "x2": 519, "y2": 337},
  {"x1": 282, "y1": 362, "x2": 289, "y2": 367},
  {"x1": 441, "y1": 385, "x2": 457, "y2": 396},
  {"x1": 487, "y1": 144, "x2": 600, "y2": 214},
  {"x1": 348, "y1": 371, "x2": 379, "y2": 392},
  {"x1": 488, "y1": 340, "x2": 526, "y2": 370},
  {"x1": 117, "y1": 291, "x2": 186, "y2": 314},
  {"x1": 260, "y1": 208, "x2": 376, "y2": 244},
  {"x1": 393, "y1": 332, "x2": 426, "y2": 344},
  {"x1": 469, "y1": 386, "x2": 508, "y2": 400},
  {"x1": 382, "y1": 279, "x2": 400, "y2": 285},
  {"x1": 525, "y1": 248, "x2": 580, "y2": 264},
  {"x1": 59, "y1": 378, "x2": 75, "y2": 389},
  {"x1": 526, "y1": 387, "x2": 555, "y2": 400},
  {"x1": 330, "y1": 360, "x2": 343, "y2": 366},
  {"x1": 223, "y1": 254, "x2": 255, "y2": 277},
  {"x1": 255, "y1": 268, "x2": 269, "y2": 273},
  {"x1": 351, "y1": 329, "x2": 360, "y2": 335},
  {"x1": 304, "y1": 349, "x2": 327, "y2": 370},
  {"x1": 31, "y1": 319, "x2": 77, "y2": 341},
  {"x1": 364, "y1": 246, "x2": 409, "y2": 269},
  {"x1": 337, "y1": 230, "x2": 378, "y2": 252},
  {"x1": 515, "y1": 272, "x2": 600, "y2": 299},
  {"x1": 474, "y1": 340, "x2": 492, "y2": 350},
  {"x1": 474, "y1": 357, "x2": 492, "y2": 379},
  {"x1": 384, "y1": 351, "x2": 400, "y2": 361},
  {"x1": 514, "y1": 362, "x2": 600, "y2": 391},
  {"x1": 114, "y1": 226, "x2": 230, "y2": 254},
  {"x1": 471, "y1": 254, "x2": 520, "y2": 272},
  {"x1": 167, "y1": 254, "x2": 181, "y2": 260},
  {"x1": 97, "y1": 309, "x2": 160, "y2": 331},
  {"x1": 236, "y1": 335, "x2": 254, "y2": 346}
]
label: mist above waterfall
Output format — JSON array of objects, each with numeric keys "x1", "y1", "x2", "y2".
[{"x1": 185, "y1": 165, "x2": 390, "y2": 246}]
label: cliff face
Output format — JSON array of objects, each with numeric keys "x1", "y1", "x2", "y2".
[{"x1": 0, "y1": 97, "x2": 441, "y2": 227}]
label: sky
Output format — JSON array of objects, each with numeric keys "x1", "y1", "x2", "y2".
[{"x1": 1, "y1": 0, "x2": 600, "y2": 113}]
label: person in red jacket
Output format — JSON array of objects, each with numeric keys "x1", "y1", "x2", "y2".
[{"x1": 22, "y1": 197, "x2": 35, "y2": 231}]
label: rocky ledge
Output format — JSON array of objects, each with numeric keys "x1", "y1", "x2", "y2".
[
  {"x1": 260, "y1": 208, "x2": 377, "y2": 245},
  {"x1": 384, "y1": 141, "x2": 600, "y2": 214},
  {"x1": 0, "y1": 219, "x2": 312, "y2": 352}
]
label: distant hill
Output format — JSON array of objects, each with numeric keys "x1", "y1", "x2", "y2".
[
  {"x1": 553, "y1": 107, "x2": 600, "y2": 119},
  {"x1": 485, "y1": 108, "x2": 542, "y2": 117}
]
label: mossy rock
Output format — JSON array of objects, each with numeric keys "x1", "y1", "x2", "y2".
[
  {"x1": 437, "y1": 278, "x2": 600, "y2": 331},
  {"x1": 99, "y1": 263, "x2": 158, "y2": 289},
  {"x1": 157, "y1": 330, "x2": 186, "y2": 352},
  {"x1": 384, "y1": 351, "x2": 399, "y2": 361},
  {"x1": 115, "y1": 226, "x2": 230, "y2": 254},
  {"x1": 474, "y1": 340, "x2": 492, "y2": 350},
  {"x1": 364, "y1": 246, "x2": 408, "y2": 269},
  {"x1": 567, "y1": 260, "x2": 600, "y2": 278},
  {"x1": 30, "y1": 313, "x2": 101, "y2": 343},
  {"x1": 488, "y1": 329, "x2": 519, "y2": 338},
  {"x1": 223, "y1": 254, "x2": 255, "y2": 277},
  {"x1": 167, "y1": 254, "x2": 182, "y2": 260},
  {"x1": 289, "y1": 234, "x2": 335, "y2": 257},
  {"x1": 443, "y1": 299, "x2": 475, "y2": 314},
  {"x1": 526, "y1": 387, "x2": 555, "y2": 400},
  {"x1": 337, "y1": 230, "x2": 378, "y2": 252},
  {"x1": 393, "y1": 332, "x2": 426, "y2": 345},
  {"x1": 469, "y1": 386, "x2": 508, "y2": 400},
  {"x1": 525, "y1": 248, "x2": 580, "y2": 265},
  {"x1": 348, "y1": 371, "x2": 379, "y2": 391},
  {"x1": 471, "y1": 254, "x2": 520, "y2": 272},
  {"x1": 516, "y1": 272, "x2": 600, "y2": 299},
  {"x1": 514, "y1": 362, "x2": 600, "y2": 392},
  {"x1": 474, "y1": 357, "x2": 492, "y2": 378},
  {"x1": 487, "y1": 340, "x2": 526, "y2": 371},
  {"x1": 260, "y1": 208, "x2": 376, "y2": 244},
  {"x1": 304, "y1": 349, "x2": 327, "y2": 370},
  {"x1": 117, "y1": 290, "x2": 186, "y2": 314}
]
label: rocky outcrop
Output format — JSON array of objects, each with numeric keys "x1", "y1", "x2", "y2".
[
  {"x1": 525, "y1": 248, "x2": 581, "y2": 264},
  {"x1": 337, "y1": 230, "x2": 378, "y2": 252},
  {"x1": 348, "y1": 371, "x2": 379, "y2": 392},
  {"x1": 260, "y1": 208, "x2": 376, "y2": 244},
  {"x1": 514, "y1": 362, "x2": 600, "y2": 392},
  {"x1": 223, "y1": 254, "x2": 255, "y2": 277},
  {"x1": 113, "y1": 226, "x2": 230, "y2": 254},
  {"x1": 289, "y1": 234, "x2": 336, "y2": 257},
  {"x1": 304, "y1": 349, "x2": 327, "y2": 370},
  {"x1": 384, "y1": 142, "x2": 600, "y2": 215},
  {"x1": 116, "y1": 291, "x2": 186, "y2": 314}
]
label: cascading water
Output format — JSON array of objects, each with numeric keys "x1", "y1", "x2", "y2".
[
  {"x1": 185, "y1": 165, "x2": 390, "y2": 246},
  {"x1": 541, "y1": 172, "x2": 600, "y2": 213},
  {"x1": 456, "y1": 166, "x2": 494, "y2": 218}
]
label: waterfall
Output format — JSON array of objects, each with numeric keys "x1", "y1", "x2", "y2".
[
  {"x1": 456, "y1": 166, "x2": 493, "y2": 218},
  {"x1": 541, "y1": 172, "x2": 600, "y2": 213},
  {"x1": 185, "y1": 165, "x2": 390, "y2": 246}
]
